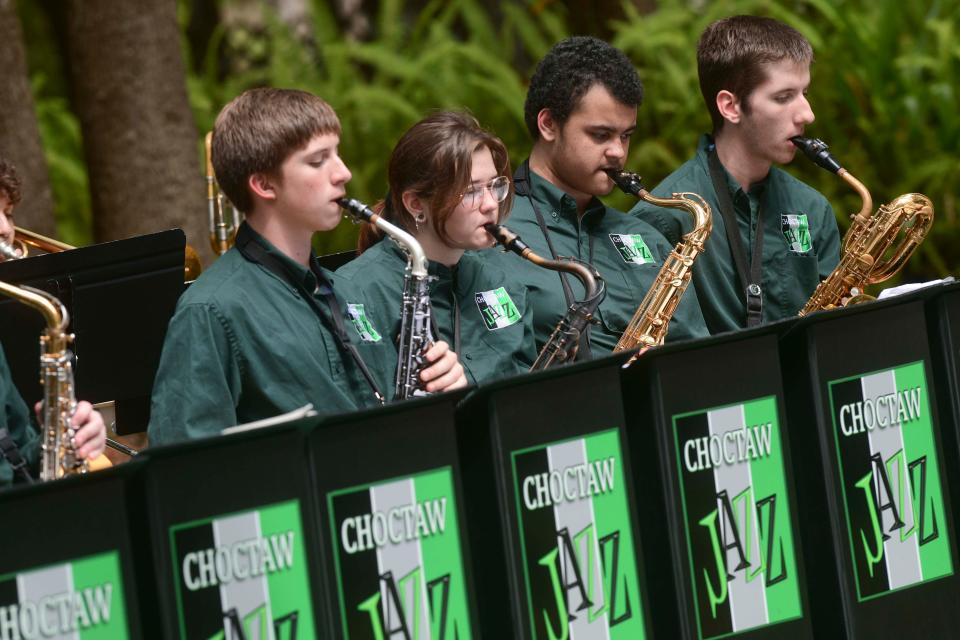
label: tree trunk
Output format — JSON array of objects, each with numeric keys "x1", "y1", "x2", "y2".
[
  {"x1": 0, "y1": 0, "x2": 56, "y2": 235},
  {"x1": 64, "y1": 0, "x2": 211, "y2": 263}
]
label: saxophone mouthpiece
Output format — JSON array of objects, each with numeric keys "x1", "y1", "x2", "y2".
[
  {"x1": 484, "y1": 223, "x2": 529, "y2": 255},
  {"x1": 790, "y1": 136, "x2": 843, "y2": 174},
  {"x1": 604, "y1": 168, "x2": 645, "y2": 197}
]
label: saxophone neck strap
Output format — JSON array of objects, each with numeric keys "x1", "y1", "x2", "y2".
[
  {"x1": 236, "y1": 226, "x2": 385, "y2": 405},
  {"x1": 514, "y1": 160, "x2": 593, "y2": 359},
  {"x1": 707, "y1": 147, "x2": 764, "y2": 327},
  {"x1": 0, "y1": 427, "x2": 34, "y2": 484}
]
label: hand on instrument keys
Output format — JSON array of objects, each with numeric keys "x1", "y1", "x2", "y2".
[
  {"x1": 419, "y1": 340, "x2": 468, "y2": 393},
  {"x1": 34, "y1": 400, "x2": 107, "y2": 461}
]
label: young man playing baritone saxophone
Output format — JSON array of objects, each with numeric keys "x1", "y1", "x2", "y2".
[
  {"x1": 148, "y1": 88, "x2": 466, "y2": 446},
  {"x1": 630, "y1": 16, "x2": 841, "y2": 334},
  {"x1": 501, "y1": 36, "x2": 708, "y2": 358}
]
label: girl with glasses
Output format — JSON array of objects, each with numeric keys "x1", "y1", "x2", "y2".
[{"x1": 336, "y1": 111, "x2": 537, "y2": 390}]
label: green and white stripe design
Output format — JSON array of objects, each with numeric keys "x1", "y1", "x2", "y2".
[
  {"x1": 672, "y1": 397, "x2": 802, "y2": 640},
  {"x1": 608, "y1": 234, "x2": 654, "y2": 265},
  {"x1": 328, "y1": 467, "x2": 471, "y2": 639},
  {"x1": 511, "y1": 428, "x2": 646, "y2": 640},
  {"x1": 169, "y1": 500, "x2": 313, "y2": 639},
  {"x1": 0, "y1": 550, "x2": 128, "y2": 639},
  {"x1": 474, "y1": 287, "x2": 521, "y2": 331},
  {"x1": 346, "y1": 304, "x2": 382, "y2": 343},
  {"x1": 828, "y1": 361, "x2": 953, "y2": 601},
  {"x1": 780, "y1": 214, "x2": 812, "y2": 254}
]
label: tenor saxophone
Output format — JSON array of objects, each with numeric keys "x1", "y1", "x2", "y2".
[
  {"x1": 485, "y1": 223, "x2": 605, "y2": 370},
  {"x1": 0, "y1": 280, "x2": 86, "y2": 481},
  {"x1": 605, "y1": 169, "x2": 713, "y2": 351},
  {"x1": 791, "y1": 136, "x2": 934, "y2": 314},
  {"x1": 338, "y1": 197, "x2": 436, "y2": 399}
]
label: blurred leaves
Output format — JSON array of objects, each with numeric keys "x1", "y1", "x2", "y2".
[{"x1": 20, "y1": 0, "x2": 960, "y2": 277}]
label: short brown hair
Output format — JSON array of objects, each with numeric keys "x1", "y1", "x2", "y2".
[
  {"x1": 698, "y1": 16, "x2": 813, "y2": 132},
  {"x1": 0, "y1": 159, "x2": 22, "y2": 208},
  {"x1": 359, "y1": 111, "x2": 513, "y2": 252},
  {"x1": 212, "y1": 88, "x2": 341, "y2": 213}
]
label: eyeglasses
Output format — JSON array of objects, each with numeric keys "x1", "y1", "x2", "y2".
[{"x1": 459, "y1": 176, "x2": 511, "y2": 208}]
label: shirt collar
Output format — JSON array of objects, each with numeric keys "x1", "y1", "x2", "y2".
[
  {"x1": 236, "y1": 221, "x2": 322, "y2": 293},
  {"x1": 527, "y1": 165, "x2": 607, "y2": 225},
  {"x1": 698, "y1": 134, "x2": 769, "y2": 200},
  {"x1": 382, "y1": 236, "x2": 457, "y2": 283}
]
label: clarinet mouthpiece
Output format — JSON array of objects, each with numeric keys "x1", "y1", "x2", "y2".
[
  {"x1": 790, "y1": 136, "x2": 843, "y2": 174},
  {"x1": 604, "y1": 168, "x2": 645, "y2": 197}
]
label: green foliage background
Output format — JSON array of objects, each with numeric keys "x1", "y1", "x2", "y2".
[{"x1": 23, "y1": 0, "x2": 960, "y2": 280}]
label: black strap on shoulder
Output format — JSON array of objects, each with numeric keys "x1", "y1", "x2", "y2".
[
  {"x1": 0, "y1": 427, "x2": 34, "y2": 484},
  {"x1": 514, "y1": 160, "x2": 592, "y2": 359},
  {"x1": 236, "y1": 225, "x2": 385, "y2": 405},
  {"x1": 707, "y1": 148, "x2": 764, "y2": 327}
]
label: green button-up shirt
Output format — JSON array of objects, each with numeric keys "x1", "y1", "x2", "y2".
[
  {"x1": 502, "y1": 167, "x2": 708, "y2": 355},
  {"x1": 336, "y1": 239, "x2": 536, "y2": 390},
  {"x1": 630, "y1": 135, "x2": 841, "y2": 334},
  {"x1": 0, "y1": 344, "x2": 38, "y2": 487},
  {"x1": 148, "y1": 224, "x2": 394, "y2": 446}
]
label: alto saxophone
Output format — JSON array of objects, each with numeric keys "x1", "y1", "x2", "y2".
[
  {"x1": 338, "y1": 197, "x2": 436, "y2": 399},
  {"x1": 0, "y1": 280, "x2": 86, "y2": 481},
  {"x1": 605, "y1": 169, "x2": 713, "y2": 351},
  {"x1": 791, "y1": 137, "x2": 934, "y2": 314},
  {"x1": 485, "y1": 223, "x2": 605, "y2": 370}
]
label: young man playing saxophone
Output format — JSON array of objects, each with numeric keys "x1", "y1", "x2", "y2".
[
  {"x1": 631, "y1": 15, "x2": 841, "y2": 334},
  {"x1": 148, "y1": 88, "x2": 466, "y2": 446},
  {"x1": 502, "y1": 36, "x2": 708, "y2": 358}
]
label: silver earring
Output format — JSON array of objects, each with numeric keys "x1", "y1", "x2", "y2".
[{"x1": 415, "y1": 213, "x2": 425, "y2": 232}]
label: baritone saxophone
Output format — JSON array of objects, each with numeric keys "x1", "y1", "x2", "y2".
[
  {"x1": 605, "y1": 169, "x2": 713, "y2": 353},
  {"x1": 790, "y1": 136, "x2": 934, "y2": 314}
]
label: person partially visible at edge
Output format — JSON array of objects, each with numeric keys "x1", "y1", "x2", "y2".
[
  {"x1": 0, "y1": 159, "x2": 23, "y2": 260},
  {"x1": 1, "y1": 341, "x2": 107, "y2": 487},
  {"x1": 336, "y1": 111, "x2": 537, "y2": 390},
  {"x1": 630, "y1": 15, "x2": 841, "y2": 334},
  {"x1": 148, "y1": 88, "x2": 466, "y2": 446},
  {"x1": 504, "y1": 36, "x2": 708, "y2": 358}
]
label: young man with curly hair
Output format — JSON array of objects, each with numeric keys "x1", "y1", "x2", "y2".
[
  {"x1": 630, "y1": 16, "x2": 841, "y2": 333},
  {"x1": 503, "y1": 36, "x2": 707, "y2": 359}
]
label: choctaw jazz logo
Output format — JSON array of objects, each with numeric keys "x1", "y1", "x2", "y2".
[
  {"x1": 512, "y1": 429, "x2": 646, "y2": 639},
  {"x1": 169, "y1": 500, "x2": 313, "y2": 639},
  {"x1": 828, "y1": 361, "x2": 953, "y2": 601},
  {"x1": 673, "y1": 397, "x2": 802, "y2": 639},
  {"x1": 0, "y1": 551, "x2": 127, "y2": 639},
  {"x1": 328, "y1": 467, "x2": 472, "y2": 639}
]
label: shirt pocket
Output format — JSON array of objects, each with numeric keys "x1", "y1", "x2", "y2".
[
  {"x1": 597, "y1": 267, "x2": 656, "y2": 335},
  {"x1": 475, "y1": 286, "x2": 535, "y2": 378},
  {"x1": 777, "y1": 251, "x2": 821, "y2": 316}
]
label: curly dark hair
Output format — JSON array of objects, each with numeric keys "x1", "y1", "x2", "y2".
[
  {"x1": 0, "y1": 158, "x2": 22, "y2": 207},
  {"x1": 524, "y1": 36, "x2": 643, "y2": 139}
]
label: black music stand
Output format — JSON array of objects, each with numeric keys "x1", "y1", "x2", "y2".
[
  {"x1": 456, "y1": 354, "x2": 654, "y2": 639},
  {"x1": 621, "y1": 319, "x2": 813, "y2": 640},
  {"x1": 0, "y1": 229, "x2": 184, "y2": 434},
  {"x1": 780, "y1": 286, "x2": 960, "y2": 637}
]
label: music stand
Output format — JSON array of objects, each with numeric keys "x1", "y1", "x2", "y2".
[{"x1": 0, "y1": 229, "x2": 185, "y2": 434}]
